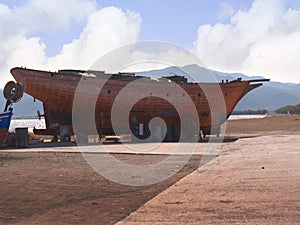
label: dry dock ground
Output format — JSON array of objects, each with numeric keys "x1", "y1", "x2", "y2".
[{"x1": 1, "y1": 114, "x2": 300, "y2": 224}]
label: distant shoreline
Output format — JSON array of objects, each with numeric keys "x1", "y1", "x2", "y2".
[
  {"x1": 12, "y1": 114, "x2": 268, "y2": 121},
  {"x1": 228, "y1": 114, "x2": 267, "y2": 120}
]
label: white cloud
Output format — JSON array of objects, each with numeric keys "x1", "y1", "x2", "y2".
[
  {"x1": 48, "y1": 7, "x2": 141, "y2": 69},
  {"x1": 7, "y1": 36, "x2": 47, "y2": 67},
  {"x1": 195, "y1": 0, "x2": 300, "y2": 83},
  {"x1": 219, "y1": 2, "x2": 235, "y2": 19},
  {"x1": 0, "y1": 1, "x2": 141, "y2": 87},
  {"x1": 0, "y1": 0, "x2": 96, "y2": 36}
]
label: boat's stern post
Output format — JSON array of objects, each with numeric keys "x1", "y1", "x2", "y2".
[{"x1": 4, "y1": 100, "x2": 12, "y2": 112}]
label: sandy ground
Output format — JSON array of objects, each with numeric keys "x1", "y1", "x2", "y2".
[
  {"x1": 118, "y1": 135, "x2": 300, "y2": 224},
  {"x1": 0, "y1": 115, "x2": 300, "y2": 224},
  {"x1": 0, "y1": 152, "x2": 203, "y2": 225}
]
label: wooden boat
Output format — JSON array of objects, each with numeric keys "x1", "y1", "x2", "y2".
[{"x1": 10, "y1": 67, "x2": 268, "y2": 141}]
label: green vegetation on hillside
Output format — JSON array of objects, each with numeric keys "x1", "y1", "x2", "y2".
[
  {"x1": 275, "y1": 103, "x2": 300, "y2": 114},
  {"x1": 232, "y1": 109, "x2": 268, "y2": 115}
]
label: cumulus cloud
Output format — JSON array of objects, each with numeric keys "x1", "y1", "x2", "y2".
[
  {"x1": 23, "y1": 0, "x2": 97, "y2": 31},
  {"x1": 0, "y1": 1, "x2": 141, "y2": 87},
  {"x1": 195, "y1": 0, "x2": 300, "y2": 83},
  {"x1": 218, "y1": 2, "x2": 235, "y2": 19},
  {"x1": 0, "y1": 0, "x2": 96, "y2": 37},
  {"x1": 48, "y1": 7, "x2": 141, "y2": 69}
]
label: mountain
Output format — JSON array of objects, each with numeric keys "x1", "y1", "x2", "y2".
[{"x1": 1, "y1": 64, "x2": 299, "y2": 117}]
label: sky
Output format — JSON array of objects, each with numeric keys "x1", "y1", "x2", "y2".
[{"x1": 0, "y1": 0, "x2": 299, "y2": 87}]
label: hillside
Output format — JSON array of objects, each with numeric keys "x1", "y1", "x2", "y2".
[{"x1": 275, "y1": 103, "x2": 300, "y2": 114}]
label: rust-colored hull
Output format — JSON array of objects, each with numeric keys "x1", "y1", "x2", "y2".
[{"x1": 11, "y1": 67, "x2": 267, "y2": 139}]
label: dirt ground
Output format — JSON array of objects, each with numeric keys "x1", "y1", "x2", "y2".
[
  {"x1": 0, "y1": 153, "x2": 203, "y2": 225},
  {"x1": 0, "y1": 114, "x2": 300, "y2": 224},
  {"x1": 225, "y1": 114, "x2": 300, "y2": 136},
  {"x1": 118, "y1": 134, "x2": 300, "y2": 224}
]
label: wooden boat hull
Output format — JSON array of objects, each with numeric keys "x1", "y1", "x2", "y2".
[{"x1": 11, "y1": 67, "x2": 267, "y2": 141}]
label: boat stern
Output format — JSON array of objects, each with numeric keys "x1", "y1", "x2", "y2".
[
  {"x1": 10, "y1": 67, "x2": 26, "y2": 85},
  {"x1": 0, "y1": 108, "x2": 13, "y2": 145}
]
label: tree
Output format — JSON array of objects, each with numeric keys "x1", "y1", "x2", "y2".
[{"x1": 275, "y1": 103, "x2": 300, "y2": 114}]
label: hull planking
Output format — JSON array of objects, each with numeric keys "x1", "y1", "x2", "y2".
[{"x1": 11, "y1": 67, "x2": 268, "y2": 141}]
